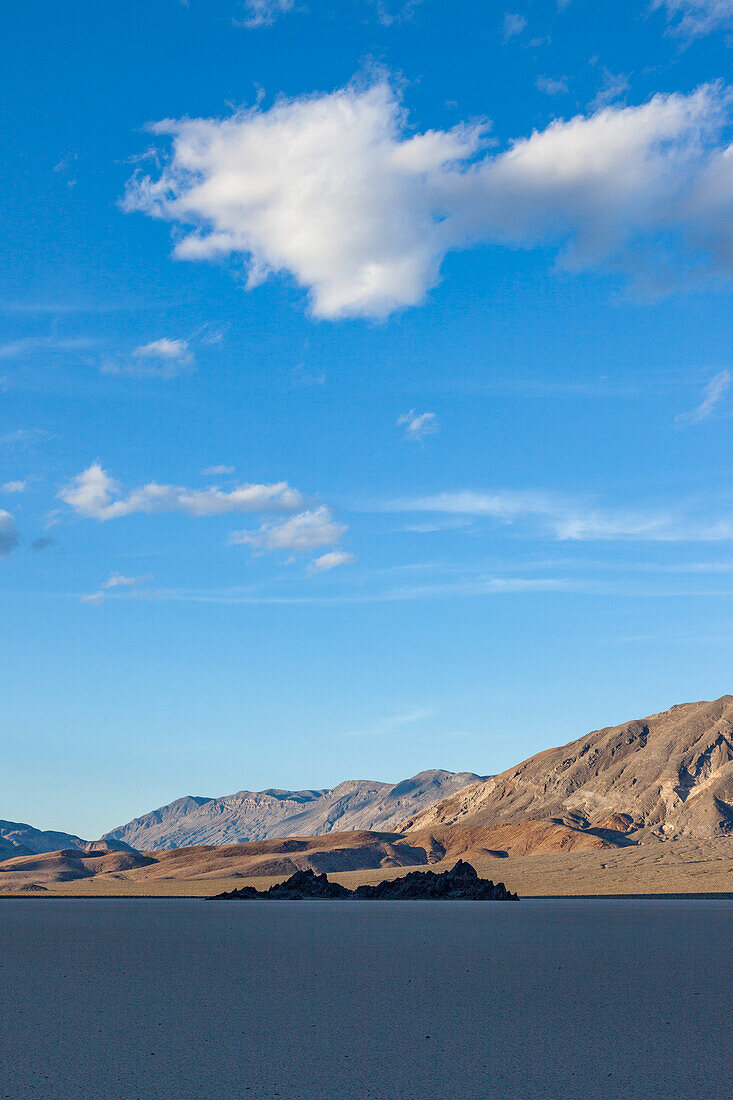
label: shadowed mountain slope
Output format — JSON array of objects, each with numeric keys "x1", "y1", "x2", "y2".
[
  {"x1": 0, "y1": 822, "x2": 623, "y2": 892},
  {"x1": 0, "y1": 820, "x2": 88, "y2": 860},
  {"x1": 102, "y1": 770, "x2": 480, "y2": 851},
  {"x1": 400, "y1": 696, "x2": 733, "y2": 841}
]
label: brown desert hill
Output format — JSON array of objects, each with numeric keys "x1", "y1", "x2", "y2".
[
  {"x1": 0, "y1": 847, "x2": 156, "y2": 887},
  {"x1": 400, "y1": 695, "x2": 733, "y2": 841},
  {"x1": 0, "y1": 823, "x2": 626, "y2": 893},
  {"x1": 0, "y1": 832, "x2": 438, "y2": 891}
]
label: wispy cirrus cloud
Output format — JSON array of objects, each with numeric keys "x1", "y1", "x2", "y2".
[
  {"x1": 588, "y1": 68, "x2": 630, "y2": 111},
  {"x1": 384, "y1": 488, "x2": 733, "y2": 542},
  {"x1": 202, "y1": 464, "x2": 235, "y2": 476},
  {"x1": 652, "y1": 0, "x2": 733, "y2": 38},
  {"x1": 397, "y1": 409, "x2": 438, "y2": 440},
  {"x1": 124, "y1": 77, "x2": 733, "y2": 320},
  {"x1": 536, "y1": 75, "x2": 568, "y2": 96},
  {"x1": 234, "y1": 0, "x2": 296, "y2": 28},
  {"x1": 81, "y1": 572, "x2": 151, "y2": 606},
  {"x1": 344, "y1": 706, "x2": 435, "y2": 739},
  {"x1": 103, "y1": 573, "x2": 151, "y2": 589},
  {"x1": 0, "y1": 336, "x2": 97, "y2": 360},
  {"x1": 59, "y1": 463, "x2": 304, "y2": 520},
  {"x1": 234, "y1": 0, "x2": 422, "y2": 29},
  {"x1": 675, "y1": 370, "x2": 731, "y2": 424}
]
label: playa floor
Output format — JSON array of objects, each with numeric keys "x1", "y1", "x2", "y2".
[{"x1": 0, "y1": 898, "x2": 730, "y2": 1099}]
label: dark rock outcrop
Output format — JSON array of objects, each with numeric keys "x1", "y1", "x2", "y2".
[
  {"x1": 208, "y1": 860, "x2": 518, "y2": 901},
  {"x1": 351, "y1": 860, "x2": 518, "y2": 900}
]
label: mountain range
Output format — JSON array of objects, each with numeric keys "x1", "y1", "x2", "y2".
[
  {"x1": 100, "y1": 770, "x2": 481, "y2": 851},
  {"x1": 2, "y1": 696, "x2": 732, "y2": 887},
  {"x1": 0, "y1": 769, "x2": 480, "y2": 858}
]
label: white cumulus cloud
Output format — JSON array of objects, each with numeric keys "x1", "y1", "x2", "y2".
[
  {"x1": 2, "y1": 480, "x2": 26, "y2": 493},
  {"x1": 229, "y1": 505, "x2": 346, "y2": 552},
  {"x1": 59, "y1": 463, "x2": 303, "y2": 520},
  {"x1": 123, "y1": 78, "x2": 733, "y2": 320}
]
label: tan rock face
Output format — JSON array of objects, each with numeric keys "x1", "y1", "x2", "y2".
[{"x1": 400, "y1": 696, "x2": 733, "y2": 842}]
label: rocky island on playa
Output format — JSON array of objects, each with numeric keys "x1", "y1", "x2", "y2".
[{"x1": 208, "y1": 859, "x2": 519, "y2": 901}]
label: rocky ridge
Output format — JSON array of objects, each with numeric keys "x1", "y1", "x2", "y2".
[{"x1": 401, "y1": 696, "x2": 733, "y2": 842}]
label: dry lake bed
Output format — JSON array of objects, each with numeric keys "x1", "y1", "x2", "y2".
[{"x1": 0, "y1": 898, "x2": 730, "y2": 1099}]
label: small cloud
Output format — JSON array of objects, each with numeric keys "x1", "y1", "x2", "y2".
[
  {"x1": 53, "y1": 151, "x2": 78, "y2": 188},
  {"x1": 398, "y1": 409, "x2": 438, "y2": 441},
  {"x1": 0, "y1": 428, "x2": 53, "y2": 450},
  {"x1": 80, "y1": 591, "x2": 105, "y2": 606},
  {"x1": 588, "y1": 67, "x2": 629, "y2": 111},
  {"x1": 503, "y1": 12, "x2": 527, "y2": 40},
  {"x1": 202, "y1": 465, "x2": 235, "y2": 476},
  {"x1": 536, "y1": 75, "x2": 568, "y2": 96},
  {"x1": 234, "y1": 0, "x2": 296, "y2": 28},
  {"x1": 103, "y1": 573, "x2": 150, "y2": 589},
  {"x1": 31, "y1": 536, "x2": 56, "y2": 551},
  {"x1": 81, "y1": 572, "x2": 150, "y2": 605},
  {"x1": 676, "y1": 370, "x2": 732, "y2": 424},
  {"x1": 368, "y1": 0, "x2": 423, "y2": 26},
  {"x1": 292, "y1": 363, "x2": 326, "y2": 387},
  {"x1": 102, "y1": 337, "x2": 194, "y2": 378},
  {"x1": 0, "y1": 511, "x2": 19, "y2": 557},
  {"x1": 2, "y1": 480, "x2": 26, "y2": 493},
  {"x1": 308, "y1": 550, "x2": 356, "y2": 574},
  {"x1": 229, "y1": 505, "x2": 346, "y2": 553},
  {"x1": 134, "y1": 338, "x2": 190, "y2": 360}
]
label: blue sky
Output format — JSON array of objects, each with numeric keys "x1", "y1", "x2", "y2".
[{"x1": 2, "y1": 0, "x2": 733, "y2": 837}]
